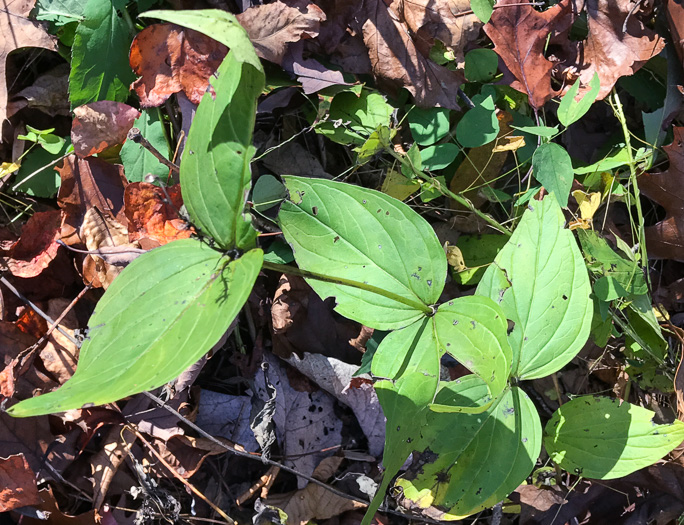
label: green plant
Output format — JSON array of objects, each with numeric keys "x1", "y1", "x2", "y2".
[{"x1": 7, "y1": 11, "x2": 684, "y2": 523}]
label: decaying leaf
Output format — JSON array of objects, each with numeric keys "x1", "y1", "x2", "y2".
[
  {"x1": 3, "y1": 209, "x2": 62, "y2": 278},
  {"x1": 0, "y1": 454, "x2": 41, "y2": 512},
  {"x1": 0, "y1": 0, "x2": 57, "y2": 141},
  {"x1": 124, "y1": 182, "x2": 192, "y2": 246},
  {"x1": 71, "y1": 101, "x2": 140, "y2": 158},
  {"x1": 130, "y1": 23, "x2": 227, "y2": 107},
  {"x1": 236, "y1": 1, "x2": 326, "y2": 65},
  {"x1": 639, "y1": 126, "x2": 684, "y2": 260},
  {"x1": 485, "y1": 0, "x2": 574, "y2": 109},
  {"x1": 265, "y1": 456, "x2": 366, "y2": 525}
]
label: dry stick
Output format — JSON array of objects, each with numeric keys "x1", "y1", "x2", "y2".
[
  {"x1": 127, "y1": 127, "x2": 179, "y2": 174},
  {"x1": 128, "y1": 425, "x2": 235, "y2": 525}
]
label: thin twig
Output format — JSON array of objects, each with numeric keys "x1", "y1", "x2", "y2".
[{"x1": 127, "y1": 128, "x2": 179, "y2": 174}]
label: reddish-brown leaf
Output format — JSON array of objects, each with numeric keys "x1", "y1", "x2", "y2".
[
  {"x1": 71, "y1": 101, "x2": 140, "y2": 158},
  {"x1": 0, "y1": 454, "x2": 40, "y2": 512},
  {"x1": 0, "y1": 0, "x2": 57, "y2": 141},
  {"x1": 124, "y1": 182, "x2": 192, "y2": 245},
  {"x1": 4, "y1": 209, "x2": 62, "y2": 279},
  {"x1": 130, "y1": 23, "x2": 227, "y2": 107},
  {"x1": 640, "y1": 127, "x2": 684, "y2": 261},
  {"x1": 485, "y1": 0, "x2": 574, "y2": 109},
  {"x1": 668, "y1": 0, "x2": 684, "y2": 67},
  {"x1": 56, "y1": 155, "x2": 127, "y2": 238},
  {"x1": 236, "y1": 1, "x2": 326, "y2": 65}
]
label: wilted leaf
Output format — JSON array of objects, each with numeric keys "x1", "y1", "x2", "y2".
[
  {"x1": 236, "y1": 1, "x2": 325, "y2": 65},
  {"x1": 484, "y1": 0, "x2": 574, "y2": 109},
  {"x1": 124, "y1": 182, "x2": 192, "y2": 245},
  {"x1": 639, "y1": 127, "x2": 684, "y2": 260},
  {"x1": 71, "y1": 101, "x2": 140, "y2": 157},
  {"x1": 0, "y1": 0, "x2": 57, "y2": 141},
  {"x1": 130, "y1": 23, "x2": 227, "y2": 107}
]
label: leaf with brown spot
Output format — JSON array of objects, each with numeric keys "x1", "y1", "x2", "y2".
[
  {"x1": 640, "y1": 127, "x2": 684, "y2": 261},
  {"x1": 130, "y1": 23, "x2": 228, "y2": 107},
  {"x1": 124, "y1": 182, "x2": 192, "y2": 245},
  {"x1": 0, "y1": 0, "x2": 57, "y2": 141},
  {"x1": 0, "y1": 454, "x2": 40, "y2": 512},
  {"x1": 71, "y1": 101, "x2": 140, "y2": 158},
  {"x1": 484, "y1": 0, "x2": 574, "y2": 109},
  {"x1": 236, "y1": 1, "x2": 326, "y2": 65}
]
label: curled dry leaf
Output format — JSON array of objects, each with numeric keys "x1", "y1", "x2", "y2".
[
  {"x1": 80, "y1": 207, "x2": 140, "y2": 288},
  {"x1": 124, "y1": 182, "x2": 192, "y2": 245},
  {"x1": 4, "y1": 209, "x2": 62, "y2": 279},
  {"x1": 265, "y1": 456, "x2": 366, "y2": 525},
  {"x1": 130, "y1": 23, "x2": 227, "y2": 107},
  {"x1": 484, "y1": 0, "x2": 574, "y2": 109},
  {"x1": 236, "y1": 1, "x2": 326, "y2": 65},
  {"x1": 0, "y1": 454, "x2": 41, "y2": 512},
  {"x1": 640, "y1": 127, "x2": 684, "y2": 261},
  {"x1": 71, "y1": 101, "x2": 140, "y2": 158}
]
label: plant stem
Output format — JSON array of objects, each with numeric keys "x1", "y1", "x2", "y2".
[
  {"x1": 610, "y1": 91, "x2": 649, "y2": 279},
  {"x1": 385, "y1": 147, "x2": 512, "y2": 236},
  {"x1": 262, "y1": 261, "x2": 433, "y2": 314}
]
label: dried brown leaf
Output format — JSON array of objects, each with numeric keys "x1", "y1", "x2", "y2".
[
  {"x1": 0, "y1": 454, "x2": 40, "y2": 512},
  {"x1": 237, "y1": 1, "x2": 326, "y2": 65},
  {"x1": 71, "y1": 102, "x2": 140, "y2": 158},
  {"x1": 4, "y1": 210, "x2": 62, "y2": 279},
  {"x1": 124, "y1": 182, "x2": 192, "y2": 245}
]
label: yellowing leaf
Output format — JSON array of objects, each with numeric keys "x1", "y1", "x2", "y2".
[
  {"x1": 492, "y1": 135, "x2": 525, "y2": 152},
  {"x1": 0, "y1": 162, "x2": 20, "y2": 177},
  {"x1": 381, "y1": 169, "x2": 420, "y2": 201},
  {"x1": 569, "y1": 190, "x2": 601, "y2": 230}
]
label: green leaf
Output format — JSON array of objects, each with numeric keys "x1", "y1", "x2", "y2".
[
  {"x1": 69, "y1": 0, "x2": 135, "y2": 108},
  {"x1": 252, "y1": 174, "x2": 287, "y2": 213},
  {"x1": 407, "y1": 107, "x2": 451, "y2": 146},
  {"x1": 420, "y1": 143, "x2": 460, "y2": 171},
  {"x1": 278, "y1": 176, "x2": 445, "y2": 330},
  {"x1": 139, "y1": 9, "x2": 262, "y2": 72},
  {"x1": 120, "y1": 110, "x2": 170, "y2": 183},
  {"x1": 180, "y1": 52, "x2": 264, "y2": 250},
  {"x1": 8, "y1": 241, "x2": 263, "y2": 417},
  {"x1": 470, "y1": 0, "x2": 495, "y2": 23},
  {"x1": 557, "y1": 72, "x2": 600, "y2": 127},
  {"x1": 34, "y1": 0, "x2": 86, "y2": 25},
  {"x1": 577, "y1": 230, "x2": 648, "y2": 297},
  {"x1": 464, "y1": 49, "x2": 499, "y2": 83},
  {"x1": 477, "y1": 196, "x2": 592, "y2": 379},
  {"x1": 357, "y1": 125, "x2": 392, "y2": 164},
  {"x1": 510, "y1": 125, "x2": 559, "y2": 138},
  {"x1": 315, "y1": 90, "x2": 394, "y2": 146},
  {"x1": 453, "y1": 234, "x2": 508, "y2": 285},
  {"x1": 456, "y1": 95, "x2": 499, "y2": 148},
  {"x1": 13, "y1": 139, "x2": 70, "y2": 197},
  {"x1": 430, "y1": 296, "x2": 512, "y2": 411},
  {"x1": 532, "y1": 142, "x2": 574, "y2": 207},
  {"x1": 395, "y1": 381, "x2": 541, "y2": 519},
  {"x1": 544, "y1": 396, "x2": 684, "y2": 479}
]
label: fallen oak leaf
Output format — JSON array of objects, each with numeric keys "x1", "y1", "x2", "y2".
[
  {"x1": 639, "y1": 126, "x2": 684, "y2": 261},
  {"x1": 71, "y1": 101, "x2": 140, "y2": 158},
  {"x1": 236, "y1": 1, "x2": 326, "y2": 65},
  {"x1": 484, "y1": 0, "x2": 574, "y2": 109}
]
